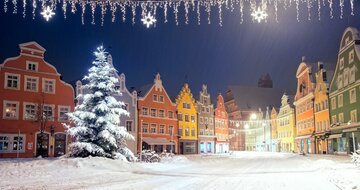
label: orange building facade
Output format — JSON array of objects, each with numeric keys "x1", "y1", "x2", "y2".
[
  {"x1": 137, "y1": 73, "x2": 178, "y2": 154},
  {"x1": 215, "y1": 94, "x2": 229, "y2": 153},
  {"x1": 294, "y1": 57, "x2": 316, "y2": 154},
  {"x1": 0, "y1": 42, "x2": 74, "y2": 158}
]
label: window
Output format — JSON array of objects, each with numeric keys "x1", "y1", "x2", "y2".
[
  {"x1": 350, "y1": 66, "x2": 356, "y2": 83},
  {"x1": 150, "y1": 124, "x2": 157, "y2": 133},
  {"x1": 168, "y1": 126, "x2": 174, "y2": 135},
  {"x1": 349, "y1": 50, "x2": 354, "y2": 63},
  {"x1": 185, "y1": 114, "x2": 189, "y2": 122},
  {"x1": 150, "y1": 109, "x2": 156, "y2": 117},
  {"x1": 337, "y1": 74, "x2": 343, "y2": 89},
  {"x1": 350, "y1": 110, "x2": 357, "y2": 122},
  {"x1": 142, "y1": 107, "x2": 148, "y2": 115},
  {"x1": 187, "y1": 103, "x2": 191, "y2": 109},
  {"x1": 43, "y1": 105, "x2": 54, "y2": 120},
  {"x1": 3, "y1": 101, "x2": 19, "y2": 119},
  {"x1": 26, "y1": 61, "x2": 38, "y2": 71},
  {"x1": 206, "y1": 107, "x2": 210, "y2": 113},
  {"x1": 0, "y1": 134, "x2": 25, "y2": 153},
  {"x1": 24, "y1": 103, "x2": 36, "y2": 120},
  {"x1": 339, "y1": 57, "x2": 344, "y2": 69},
  {"x1": 178, "y1": 128, "x2": 183, "y2": 136},
  {"x1": 159, "y1": 96, "x2": 164, "y2": 102},
  {"x1": 126, "y1": 121, "x2": 133, "y2": 132},
  {"x1": 331, "y1": 97, "x2": 336, "y2": 110},
  {"x1": 185, "y1": 128, "x2": 189, "y2": 136},
  {"x1": 142, "y1": 123, "x2": 148, "y2": 133},
  {"x1": 191, "y1": 115, "x2": 195, "y2": 123},
  {"x1": 24, "y1": 76, "x2": 38, "y2": 92},
  {"x1": 191, "y1": 128, "x2": 195, "y2": 136},
  {"x1": 209, "y1": 118, "x2": 213, "y2": 125},
  {"x1": 159, "y1": 125, "x2": 165, "y2": 134},
  {"x1": 344, "y1": 68, "x2": 349, "y2": 87},
  {"x1": 168, "y1": 111, "x2": 173, "y2": 119},
  {"x1": 59, "y1": 106, "x2": 70, "y2": 121},
  {"x1": 5, "y1": 73, "x2": 20, "y2": 90},
  {"x1": 153, "y1": 94, "x2": 158, "y2": 102},
  {"x1": 350, "y1": 88, "x2": 356, "y2": 104},
  {"x1": 159, "y1": 110, "x2": 165, "y2": 118},
  {"x1": 338, "y1": 94, "x2": 343, "y2": 108},
  {"x1": 178, "y1": 112, "x2": 183, "y2": 121},
  {"x1": 200, "y1": 117, "x2": 203, "y2": 124},
  {"x1": 332, "y1": 115, "x2": 337, "y2": 124},
  {"x1": 43, "y1": 78, "x2": 55, "y2": 93},
  {"x1": 183, "y1": 103, "x2": 187, "y2": 108},
  {"x1": 338, "y1": 113, "x2": 344, "y2": 123}
]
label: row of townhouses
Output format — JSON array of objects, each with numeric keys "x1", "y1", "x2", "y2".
[
  {"x1": 0, "y1": 42, "x2": 230, "y2": 158},
  {"x1": 0, "y1": 27, "x2": 359, "y2": 158},
  {"x1": 229, "y1": 27, "x2": 359, "y2": 155}
]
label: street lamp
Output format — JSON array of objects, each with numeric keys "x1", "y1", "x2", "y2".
[
  {"x1": 250, "y1": 113, "x2": 257, "y2": 120},
  {"x1": 140, "y1": 119, "x2": 143, "y2": 162}
]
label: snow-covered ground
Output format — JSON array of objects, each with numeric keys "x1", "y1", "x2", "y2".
[{"x1": 1, "y1": 152, "x2": 359, "y2": 190}]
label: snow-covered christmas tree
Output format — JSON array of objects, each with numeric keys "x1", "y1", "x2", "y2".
[
  {"x1": 65, "y1": 46, "x2": 135, "y2": 160},
  {"x1": 352, "y1": 144, "x2": 360, "y2": 167}
]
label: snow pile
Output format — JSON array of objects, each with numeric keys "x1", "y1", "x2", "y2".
[
  {"x1": 139, "y1": 150, "x2": 161, "y2": 163},
  {"x1": 351, "y1": 149, "x2": 360, "y2": 167},
  {"x1": 160, "y1": 155, "x2": 190, "y2": 164}
]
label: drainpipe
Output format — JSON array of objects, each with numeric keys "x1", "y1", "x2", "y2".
[{"x1": 352, "y1": 132, "x2": 356, "y2": 153}]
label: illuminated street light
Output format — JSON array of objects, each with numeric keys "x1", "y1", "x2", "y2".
[{"x1": 250, "y1": 113, "x2": 257, "y2": 120}]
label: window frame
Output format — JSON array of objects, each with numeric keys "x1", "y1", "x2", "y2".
[
  {"x1": 338, "y1": 94, "x2": 343, "y2": 108},
  {"x1": 4, "y1": 72, "x2": 20, "y2": 90},
  {"x1": 43, "y1": 104, "x2": 55, "y2": 121},
  {"x1": 126, "y1": 120, "x2": 133, "y2": 132},
  {"x1": 350, "y1": 88, "x2": 356, "y2": 104},
  {"x1": 42, "y1": 78, "x2": 56, "y2": 94},
  {"x1": 24, "y1": 75, "x2": 39, "y2": 92},
  {"x1": 58, "y1": 105, "x2": 70, "y2": 122},
  {"x1": 26, "y1": 61, "x2": 38, "y2": 71},
  {"x1": 0, "y1": 134, "x2": 26, "y2": 153},
  {"x1": 3, "y1": 100, "x2": 19, "y2": 120},
  {"x1": 23, "y1": 102, "x2": 37, "y2": 120}
]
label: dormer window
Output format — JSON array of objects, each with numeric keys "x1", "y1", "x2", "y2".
[
  {"x1": 339, "y1": 58, "x2": 344, "y2": 70},
  {"x1": 349, "y1": 50, "x2": 354, "y2": 63},
  {"x1": 26, "y1": 61, "x2": 38, "y2": 71}
]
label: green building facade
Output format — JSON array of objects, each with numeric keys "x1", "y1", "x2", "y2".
[{"x1": 329, "y1": 27, "x2": 360, "y2": 154}]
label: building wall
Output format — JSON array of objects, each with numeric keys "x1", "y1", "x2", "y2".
[
  {"x1": 329, "y1": 27, "x2": 360, "y2": 154},
  {"x1": 0, "y1": 42, "x2": 74, "y2": 158},
  {"x1": 138, "y1": 74, "x2": 178, "y2": 154},
  {"x1": 215, "y1": 94, "x2": 229, "y2": 153},
  {"x1": 314, "y1": 63, "x2": 331, "y2": 154},
  {"x1": 294, "y1": 58, "x2": 316, "y2": 154},
  {"x1": 225, "y1": 92, "x2": 245, "y2": 151},
  {"x1": 270, "y1": 107, "x2": 279, "y2": 152},
  {"x1": 277, "y1": 94, "x2": 296, "y2": 153},
  {"x1": 176, "y1": 83, "x2": 198, "y2": 154},
  {"x1": 197, "y1": 84, "x2": 215, "y2": 154}
]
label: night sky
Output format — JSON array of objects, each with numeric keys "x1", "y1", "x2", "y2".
[{"x1": 1, "y1": 1, "x2": 360, "y2": 100}]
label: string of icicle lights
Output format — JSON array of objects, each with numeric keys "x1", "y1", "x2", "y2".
[{"x1": 2, "y1": 0, "x2": 357, "y2": 27}]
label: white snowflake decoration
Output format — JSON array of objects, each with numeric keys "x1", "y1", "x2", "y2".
[
  {"x1": 141, "y1": 12, "x2": 156, "y2": 28},
  {"x1": 41, "y1": 6, "x2": 55, "y2": 21},
  {"x1": 251, "y1": 7, "x2": 268, "y2": 23}
]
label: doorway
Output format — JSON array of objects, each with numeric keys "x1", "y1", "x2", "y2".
[{"x1": 36, "y1": 133, "x2": 49, "y2": 157}]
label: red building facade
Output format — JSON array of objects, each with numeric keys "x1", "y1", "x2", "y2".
[
  {"x1": 215, "y1": 94, "x2": 229, "y2": 153},
  {"x1": 137, "y1": 73, "x2": 178, "y2": 153},
  {"x1": 0, "y1": 42, "x2": 74, "y2": 158}
]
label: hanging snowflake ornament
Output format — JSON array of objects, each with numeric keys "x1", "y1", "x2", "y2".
[
  {"x1": 251, "y1": 7, "x2": 268, "y2": 23},
  {"x1": 141, "y1": 12, "x2": 156, "y2": 28},
  {"x1": 41, "y1": 6, "x2": 55, "y2": 21}
]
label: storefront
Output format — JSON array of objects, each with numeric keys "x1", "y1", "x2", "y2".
[
  {"x1": 216, "y1": 142, "x2": 229, "y2": 153},
  {"x1": 295, "y1": 135, "x2": 314, "y2": 154},
  {"x1": 179, "y1": 140, "x2": 197, "y2": 154},
  {"x1": 142, "y1": 137, "x2": 176, "y2": 153},
  {"x1": 199, "y1": 140, "x2": 215, "y2": 154},
  {"x1": 329, "y1": 125, "x2": 360, "y2": 155}
]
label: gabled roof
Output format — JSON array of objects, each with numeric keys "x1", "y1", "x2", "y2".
[
  {"x1": 19, "y1": 41, "x2": 46, "y2": 52},
  {"x1": 226, "y1": 85, "x2": 285, "y2": 111},
  {"x1": 135, "y1": 84, "x2": 153, "y2": 98}
]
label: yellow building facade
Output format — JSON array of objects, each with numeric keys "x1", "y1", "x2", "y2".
[
  {"x1": 277, "y1": 94, "x2": 296, "y2": 152},
  {"x1": 314, "y1": 62, "x2": 331, "y2": 154},
  {"x1": 271, "y1": 107, "x2": 279, "y2": 152},
  {"x1": 176, "y1": 83, "x2": 198, "y2": 154}
]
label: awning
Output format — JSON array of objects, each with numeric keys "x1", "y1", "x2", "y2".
[
  {"x1": 328, "y1": 134, "x2": 342, "y2": 139},
  {"x1": 343, "y1": 128, "x2": 359, "y2": 133},
  {"x1": 295, "y1": 135, "x2": 311, "y2": 140},
  {"x1": 143, "y1": 137, "x2": 175, "y2": 145}
]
